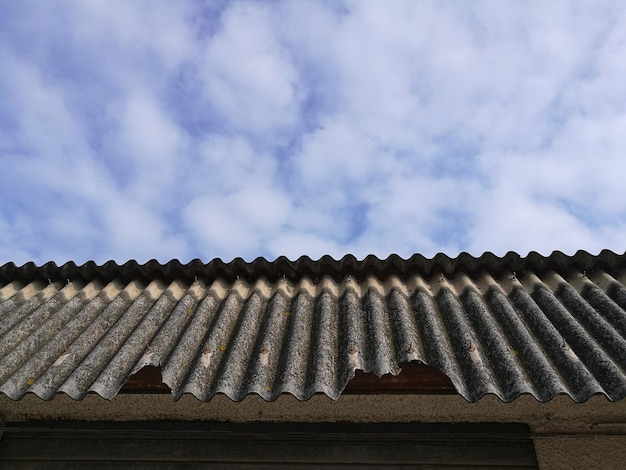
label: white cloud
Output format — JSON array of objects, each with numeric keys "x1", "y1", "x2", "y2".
[
  {"x1": 2, "y1": 1, "x2": 626, "y2": 264},
  {"x1": 101, "y1": 201, "x2": 189, "y2": 263},
  {"x1": 294, "y1": 120, "x2": 379, "y2": 189},
  {"x1": 196, "y1": 1, "x2": 302, "y2": 138},
  {"x1": 266, "y1": 232, "x2": 345, "y2": 261},
  {"x1": 183, "y1": 187, "x2": 292, "y2": 261},
  {"x1": 191, "y1": 136, "x2": 279, "y2": 194},
  {"x1": 469, "y1": 186, "x2": 598, "y2": 257},
  {"x1": 67, "y1": 1, "x2": 196, "y2": 84},
  {"x1": 109, "y1": 91, "x2": 189, "y2": 209}
]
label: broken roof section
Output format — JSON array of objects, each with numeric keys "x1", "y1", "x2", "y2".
[{"x1": 1, "y1": 250, "x2": 626, "y2": 403}]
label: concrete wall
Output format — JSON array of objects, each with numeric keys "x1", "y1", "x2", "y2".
[{"x1": 2, "y1": 393, "x2": 626, "y2": 469}]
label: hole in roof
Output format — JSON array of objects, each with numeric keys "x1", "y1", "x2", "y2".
[
  {"x1": 120, "y1": 366, "x2": 171, "y2": 394},
  {"x1": 344, "y1": 363, "x2": 457, "y2": 394}
]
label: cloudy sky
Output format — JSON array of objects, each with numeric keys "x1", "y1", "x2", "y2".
[{"x1": 1, "y1": 1, "x2": 625, "y2": 265}]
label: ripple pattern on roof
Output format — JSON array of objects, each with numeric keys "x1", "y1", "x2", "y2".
[{"x1": 1, "y1": 250, "x2": 626, "y2": 402}]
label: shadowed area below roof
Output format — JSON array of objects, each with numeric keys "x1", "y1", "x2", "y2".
[{"x1": 1, "y1": 250, "x2": 626, "y2": 403}]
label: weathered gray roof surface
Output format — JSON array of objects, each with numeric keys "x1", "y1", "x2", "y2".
[{"x1": 1, "y1": 250, "x2": 626, "y2": 403}]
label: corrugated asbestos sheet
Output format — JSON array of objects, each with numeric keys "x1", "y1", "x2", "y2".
[{"x1": 1, "y1": 250, "x2": 626, "y2": 403}]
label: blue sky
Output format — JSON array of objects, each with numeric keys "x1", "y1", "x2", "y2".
[{"x1": 1, "y1": 1, "x2": 626, "y2": 264}]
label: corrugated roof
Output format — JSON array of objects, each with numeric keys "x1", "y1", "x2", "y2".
[{"x1": 1, "y1": 250, "x2": 626, "y2": 403}]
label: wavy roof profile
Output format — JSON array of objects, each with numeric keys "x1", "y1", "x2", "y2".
[{"x1": 1, "y1": 250, "x2": 626, "y2": 403}]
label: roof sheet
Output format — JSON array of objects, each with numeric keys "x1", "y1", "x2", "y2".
[{"x1": 1, "y1": 250, "x2": 626, "y2": 403}]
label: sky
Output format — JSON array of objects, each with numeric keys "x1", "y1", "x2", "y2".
[{"x1": 1, "y1": 1, "x2": 626, "y2": 265}]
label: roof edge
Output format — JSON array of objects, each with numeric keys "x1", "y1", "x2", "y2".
[{"x1": 1, "y1": 249, "x2": 625, "y2": 286}]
